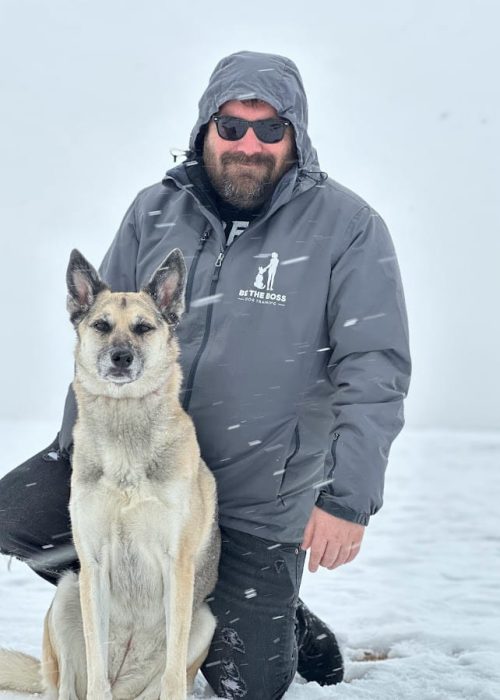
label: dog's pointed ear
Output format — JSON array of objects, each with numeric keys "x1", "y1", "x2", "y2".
[
  {"x1": 66, "y1": 249, "x2": 108, "y2": 326},
  {"x1": 143, "y1": 248, "x2": 186, "y2": 326}
]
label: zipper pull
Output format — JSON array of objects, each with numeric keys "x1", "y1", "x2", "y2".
[
  {"x1": 213, "y1": 252, "x2": 225, "y2": 280},
  {"x1": 197, "y1": 229, "x2": 211, "y2": 251}
]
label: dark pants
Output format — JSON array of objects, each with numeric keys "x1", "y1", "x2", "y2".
[{"x1": 0, "y1": 438, "x2": 306, "y2": 699}]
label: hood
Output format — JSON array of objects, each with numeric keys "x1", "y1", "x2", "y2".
[{"x1": 188, "y1": 50, "x2": 320, "y2": 173}]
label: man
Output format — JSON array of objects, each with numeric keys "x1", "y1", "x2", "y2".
[{"x1": 0, "y1": 51, "x2": 411, "y2": 698}]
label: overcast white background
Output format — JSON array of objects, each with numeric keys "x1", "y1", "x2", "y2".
[
  {"x1": 0, "y1": 0, "x2": 498, "y2": 432},
  {"x1": 1, "y1": 4, "x2": 499, "y2": 698}
]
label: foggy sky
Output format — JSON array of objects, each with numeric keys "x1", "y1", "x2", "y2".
[{"x1": 0, "y1": 0, "x2": 498, "y2": 431}]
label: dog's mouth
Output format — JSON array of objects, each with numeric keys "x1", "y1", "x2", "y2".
[{"x1": 104, "y1": 368, "x2": 136, "y2": 384}]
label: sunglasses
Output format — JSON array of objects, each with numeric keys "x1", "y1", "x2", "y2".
[{"x1": 212, "y1": 114, "x2": 291, "y2": 144}]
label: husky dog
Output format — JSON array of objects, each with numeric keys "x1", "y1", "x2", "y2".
[{"x1": 0, "y1": 248, "x2": 220, "y2": 699}]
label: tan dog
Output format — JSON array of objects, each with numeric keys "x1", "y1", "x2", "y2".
[{"x1": 0, "y1": 248, "x2": 220, "y2": 699}]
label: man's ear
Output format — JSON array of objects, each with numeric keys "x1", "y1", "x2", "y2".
[
  {"x1": 142, "y1": 248, "x2": 186, "y2": 326},
  {"x1": 66, "y1": 249, "x2": 108, "y2": 326}
]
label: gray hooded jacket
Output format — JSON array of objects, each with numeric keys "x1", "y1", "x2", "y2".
[{"x1": 60, "y1": 51, "x2": 411, "y2": 543}]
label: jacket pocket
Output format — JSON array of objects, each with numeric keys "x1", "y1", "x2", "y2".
[
  {"x1": 277, "y1": 423, "x2": 300, "y2": 501},
  {"x1": 328, "y1": 431, "x2": 340, "y2": 478}
]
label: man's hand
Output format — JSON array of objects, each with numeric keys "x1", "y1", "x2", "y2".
[{"x1": 301, "y1": 507, "x2": 365, "y2": 572}]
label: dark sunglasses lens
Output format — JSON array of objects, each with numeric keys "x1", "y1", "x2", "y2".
[
  {"x1": 254, "y1": 120, "x2": 286, "y2": 143},
  {"x1": 216, "y1": 117, "x2": 247, "y2": 141},
  {"x1": 215, "y1": 116, "x2": 287, "y2": 143}
]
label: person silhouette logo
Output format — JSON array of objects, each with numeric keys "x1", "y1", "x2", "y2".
[
  {"x1": 253, "y1": 252, "x2": 279, "y2": 291},
  {"x1": 266, "y1": 252, "x2": 279, "y2": 291}
]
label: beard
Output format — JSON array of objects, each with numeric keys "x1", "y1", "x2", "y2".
[{"x1": 202, "y1": 143, "x2": 295, "y2": 211}]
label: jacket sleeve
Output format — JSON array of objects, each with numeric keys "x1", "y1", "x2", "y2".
[
  {"x1": 58, "y1": 196, "x2": 140, "y2": 455},
  {"x1": 315, "y1": 206, "x2": 411, "y2": 525}
]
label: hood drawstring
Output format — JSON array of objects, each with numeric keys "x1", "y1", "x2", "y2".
[
  {"x1": 298, "y1": 167, "x2": 329, "y2": 185},
  {"x1": 170, "y1": 147, "x2": 191, "y2": 164}
]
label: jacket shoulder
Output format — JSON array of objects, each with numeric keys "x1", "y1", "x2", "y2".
[
  {"x1": 323, "y1": 177, "x2": 372, "y2": 210},
  {"x1": 324, "y1": 177, "x2": 386, "y2": 221},
  {"x1": 305, "y1": 176, "x2": 388, "y2": 244},
  {"x1": 133, "y1": 181, "x2": 175, "y2": 210}
]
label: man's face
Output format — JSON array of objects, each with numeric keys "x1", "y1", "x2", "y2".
[{"x1": 202, "y1": 100, "x2": 296, "y2": 210}]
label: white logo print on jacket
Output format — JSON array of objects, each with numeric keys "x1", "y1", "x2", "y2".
[{"x1": 239, "y1": 252, "x2": 287, "y2": 306}]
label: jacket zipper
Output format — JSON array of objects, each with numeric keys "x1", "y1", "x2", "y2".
[
  {"x1": 185, "y1": 228, "x2": 211, "y2": 313},
  {"x1": 278, "y1": 424, "x2": 301, "y2": 504},
  {"x1": 331, "y1": 431, "x2": 340, "y2": 467},
  {"x1": 287, "y1": 424, "x2": 301, "y2": 465},
  {"x1": 213, "y1": 252, "x2": 225, "y2": 279},
  {"x1": 182, "y1": 247, "x2": 225, "y2": 412},
  {"x1": 278, "y1": 430, "x2": 339, "y2": 505}
]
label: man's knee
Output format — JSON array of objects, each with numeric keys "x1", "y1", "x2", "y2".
[
  {"x1": 203, "y1": 653, "x2": 296, "y2": 700},
  {"x1": 0, "y1": 469, "x2": 31, "y2": 557},
  {"x1": 0, "y1": 437, "x2": 74, "y2": 578}
]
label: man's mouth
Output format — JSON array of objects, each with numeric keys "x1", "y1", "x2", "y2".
[
  {"x1": 227, "y1": 160, "x2": 264, "y2": 170},
  {"x1": 222, "y1": 153, "x2": 274, "y2": 169}
]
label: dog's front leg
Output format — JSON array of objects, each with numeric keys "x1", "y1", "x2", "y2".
[
  {"x1": 79, "y1": 556, "x2": 111, "y2": 700},
  {"x1": 160, "y1": 550, "x2": 195, "y2": 700}
]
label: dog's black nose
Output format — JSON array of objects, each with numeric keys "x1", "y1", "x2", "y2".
[{"x1": 111, "y1": 348, "x2": 133, "y2": 368}]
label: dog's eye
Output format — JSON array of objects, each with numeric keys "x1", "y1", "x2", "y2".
[
  {"x1": 133, "y1": 323, "x2": 155, "y2": 336},
  {"x1": 92, "y1": 320, "x2": 111, "y2": 333}
]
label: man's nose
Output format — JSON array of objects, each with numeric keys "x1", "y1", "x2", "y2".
[{"x1": 235, "y1": 126, "x2": 263, "y2": 154}]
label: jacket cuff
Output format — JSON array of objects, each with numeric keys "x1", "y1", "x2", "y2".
[{"x1": 315, "y1": 492, "x2": 370, "y2": 526}]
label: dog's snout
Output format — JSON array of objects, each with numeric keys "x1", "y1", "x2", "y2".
[
  {"x1": 111, "y1": 348, "x2": 134, "y2": 369},
  {"x1": 97, "y1": 341, "x2": 142, "y2": 383}
]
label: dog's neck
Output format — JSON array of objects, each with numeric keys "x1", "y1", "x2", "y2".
[
  {"x1": 71, "y1": 363, "x2": 193, "y2": 486},
  {"x1": 73, "y1": 363, "x2": 184, "y2": 445}
]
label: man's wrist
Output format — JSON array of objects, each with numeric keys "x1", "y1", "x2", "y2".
[{"x1": 315, "y1": 493, "x2": 370, "y2": 526}]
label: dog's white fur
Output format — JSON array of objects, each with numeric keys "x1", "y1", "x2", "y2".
[{"x1": 0, "y1": 249, "x2": 220, "y2": 699}]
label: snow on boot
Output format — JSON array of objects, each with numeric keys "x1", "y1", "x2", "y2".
[{"x1": 295, "y1": 599, "x2": 344, "y2": 686}]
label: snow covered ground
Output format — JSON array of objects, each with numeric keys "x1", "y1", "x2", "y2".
[{"x1": 1, "y1": 421, "x2": 499, "y2": 699}]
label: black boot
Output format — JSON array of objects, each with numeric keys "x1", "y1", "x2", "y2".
[{"x1": 295, "y1": 599, "x2": 344, "y2": 686}]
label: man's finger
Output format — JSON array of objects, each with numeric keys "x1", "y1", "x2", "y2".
[
  {"x1": 326, "y1": 545, "x2": 350, "y2": 570},
  {"x1": 301, "y1": 521, "x2": 313, "y2": 551},
  {"x1": 319, "y1": 541, "x2": 341, "y2": 569},
  {"x1": 345, "y1": 540, "x2": 361, "y2": 564},
  {"x1": 308, "y1": 539, "x2": 327, "y2": 572}
]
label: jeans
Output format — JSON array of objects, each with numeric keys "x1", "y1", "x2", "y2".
[
  {"x1": 0, "y1": 438, "x2": 306, "y2": 699},
  {"x1": 202, "y1": 527, "x2": 306, "y2": 698}
]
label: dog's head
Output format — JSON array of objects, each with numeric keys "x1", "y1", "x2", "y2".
[{"x1": 66, "y1": 248, "x2": 186, "y2": 397}]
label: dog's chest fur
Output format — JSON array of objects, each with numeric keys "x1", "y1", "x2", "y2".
[{"x1": 71, "y1": 422, "x2": 191, "y2": 615}]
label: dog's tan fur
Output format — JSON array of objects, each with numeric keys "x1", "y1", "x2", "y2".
[{"x1": 0, "y1": 249, "x2": 220, "y2": 699}]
